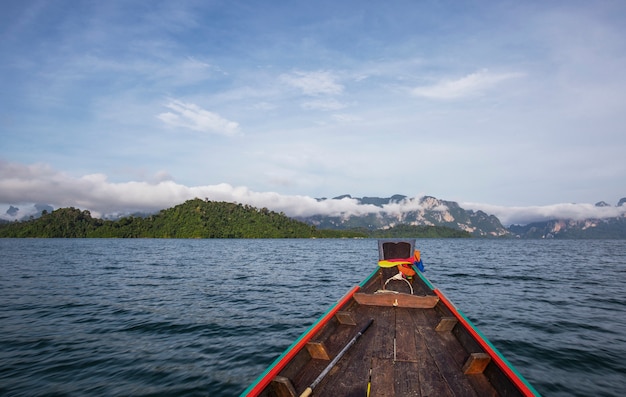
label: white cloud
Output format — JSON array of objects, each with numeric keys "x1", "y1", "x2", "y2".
[
  {"x1": 411, "y1": 69, "x2": 523, "y2": 100},
  {"x1": 0, "y1": 161, "x2": 423, "y2": 219},
  {"x1": 280, "y1": 70, "x2": 344, "y2": 96},
  {"x1": 1, "y1": 161, "x2": 624, "y2": 226},
  {"x1": 157, "y1": 100, "x2": 239, "y2": 135},
  {"x1": 462, "y1": 201, "x2": 626, "y2": 226}
]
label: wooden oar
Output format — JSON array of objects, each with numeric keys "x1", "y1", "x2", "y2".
[{"x1": 300, "y1": 319, "x2": 374, "y2": 397}]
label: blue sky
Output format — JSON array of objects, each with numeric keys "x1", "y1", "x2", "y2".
[{"x1": 1, "y1": 0, "x2": 625, "y2": 224}]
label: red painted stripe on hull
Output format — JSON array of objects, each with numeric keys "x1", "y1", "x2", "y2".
[
  {"x1": 243, "y1": 285, "x2": 361, "y2": 396},
  {"x1": 434, "y1": 289, "x2": 539, "y2": 397}
]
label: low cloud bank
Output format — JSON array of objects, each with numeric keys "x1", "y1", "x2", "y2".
[
  {"x1": 0, "y1": 161, "x2": 407, "y2": 220},
  {"x1": 462, "y1": 202, "x2": 626, "y2": 226},
  {"x1": 1, "y1": 161, "x2": 624, "y2": 225}
]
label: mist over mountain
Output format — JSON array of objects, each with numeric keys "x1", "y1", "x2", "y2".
[
  {"x1": 509, "y1": 199, "x2": 626, "y2": 238},
  {"x1": 299, "y1": 195, "x2": 509, "y2": 237},
  {"x1": 3, "y1": 195, "x2": 625, "y2": 238},
  {"x1": 297, "y1": 195, "x2": 626, "y2": 238}
]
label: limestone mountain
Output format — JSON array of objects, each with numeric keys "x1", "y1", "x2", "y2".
[
  {"x1": 509, "y1": 198, "x2": 626, "y2": 238},
  {"x1": 297, "y1": 195, "x2": 509, "y2": 237}
]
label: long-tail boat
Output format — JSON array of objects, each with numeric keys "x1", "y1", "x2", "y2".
[{"x1": 242, "y1": 239, "x2": 540, "y2": 396}]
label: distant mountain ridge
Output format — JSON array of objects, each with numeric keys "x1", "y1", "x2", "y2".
[
  {"x1": 509, "y1": 199, "x2": 626, "y2": 239},
  {"x1": 299, "y1": 195, "x2": 626, "y2": 239},
  {"x1": 300, "y1": 195, "x2": 509, "y2": 237},
  {"x1": 508, "y1": 218, "x2": 626, "y2": 239},
  {"x1": 4, "y1": 195, "x2": 626, "y2": 238}
]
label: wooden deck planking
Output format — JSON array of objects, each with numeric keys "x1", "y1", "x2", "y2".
[
  {"x1": 414, "y1": 326, "x2": 455, "y2": 397},
  {"x1": 311, "y1": 303, "x2": 497, "y2": 397},
  {"x1": 395, "y1": 307, "x2": 419, "y2": 362},
  {"x1": 396, "y1": 310, "x2": 452, "y2": 396},
  {"x1": 418, "y1": 326, "x2": 481, "y2": 397},
  {"x1": 369, "y1": 357, "x2": 395, "y2": 396},
  {"x1": 315, "y1": 332, "x2": 371, "y2": 396},
  {"x1": 289, "y1": 358, "x2": 326, "y2": 394},
  {"x1": 291, "y1": 304, "x2": 390, "y2": 395},
  {"x1": 265, "y1": 267, "x2": 502, "y2": 396},
  {"x1": 362, "y1": 304, "x2": 395, "y2": 361},
  {"x1": 393, "y1": 361, "x2": 422, "y2": 396}
]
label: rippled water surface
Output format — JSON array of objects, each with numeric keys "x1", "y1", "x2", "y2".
[{"x1": 1, "y1": 238, "x2": 625, "y2": 396}]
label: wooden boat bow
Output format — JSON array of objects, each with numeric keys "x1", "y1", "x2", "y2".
[{"x1": 242, "y1": 239, "x2": 540, "y2": 397}]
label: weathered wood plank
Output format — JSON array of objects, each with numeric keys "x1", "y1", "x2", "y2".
[
  {"x1": 484, "y1": 363, "x2": 520, "y2": 397},
  {"x1": 437, "y1": 332, "x2": 500, "y2": 397},
  {"x1": 410, "y1": 277, "x2": 434, "y2": 296},
  {"x1": 414, "y1": 326, "x2": 454, "y2": 397},
  {"x1": 270, "y1": 376, "x2": 297, "y2": 397},
  {"x1": 309, "y1": 315, "x2": 377, "y2": 396},
  {"x1": 369, "y1": 358, "x2": 395, "y2": 397},
  {"x1": 318, "y1": 336, "x2": 370, "y2": 396},
  {"x1": 463, "y1": 353, "x2": 492, "y2": 374},
  {"x1": 436, "y1": 328, "x2": 469, "y2": 367},
  {"x1": 394, "y1": 361, "x2": 422, "y2": 396},
  {"x1": 335, "y1": 310, "x2": 357, "y2": 326},
  {"x1": 395, "y1": 308, "x2": 418, "y2": 362},
  {"x1": 418, "y1": 327, "x2": 480, "y2": 397},
  {"x1": 354, "y1": 292, "x2": 439, "y2": 308},
  {"x1": 305, "y1": 340, "x2": 330, "y2": 360},
  {"x1": 428, "y1": 321, "x2": 501, "y2": 396},
  {"x1": 289, "y1": 358, "x2": 327, "y2": 395},
  {"x1": 435, "y1": 316, "x2": 458, "y2": 333},
  {"x1": 452, "y1": 321, "x2": 483, "y2": 354},
  {"x1": 278, "y1": 349, "x2": 311, "y2": 383},
  {"x1": 361, "y1": 305, "x2": 395, "y2": 360},
  {"x1": 307, "y1": 318, "x2": 358, "y2": 363}
]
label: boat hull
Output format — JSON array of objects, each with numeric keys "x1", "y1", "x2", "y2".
[{"x1": 242, "y1": 240, "x2": 539, "y2": 396}]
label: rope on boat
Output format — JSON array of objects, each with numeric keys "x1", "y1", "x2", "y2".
[{"x1": 382, "y1": 272, "x2": 414, "y2": 295}]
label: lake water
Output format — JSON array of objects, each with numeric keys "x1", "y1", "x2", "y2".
[{"x1": 0, "y1": 238, "x2": 625, "y2": 396}]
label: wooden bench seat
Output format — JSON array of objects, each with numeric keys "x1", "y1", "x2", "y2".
[{"x1": 353, "y1": 292, "x2": 439, "y2": 308}]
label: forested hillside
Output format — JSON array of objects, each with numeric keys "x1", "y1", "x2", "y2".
[
  {"x1": 0, "y1": 199, "x2": 362, "y2": 238},
  {"x1": 0, "y1": 198, "x2": 472, "y2": 239}
]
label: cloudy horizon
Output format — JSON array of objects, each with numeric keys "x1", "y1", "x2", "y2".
[
  {"x1": 1, "y1": 161, "x2": 624, "y2": 226},
  {"x1": 2, "y1": 1, "x2": 625, "y2": 223}
]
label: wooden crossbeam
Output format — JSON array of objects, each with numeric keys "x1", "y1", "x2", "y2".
[
  {"x1": 306, "y1": 340, "x2": 331, "y2": 360},
  {"x1": 463, "y1": 353, "x2": 492, "y2": 374},
  {"x1": 335, "y1": 310, "x2": 357, "y2": 325},
  {"x1": 270, "y1": 376, "x2": 297, "y2": 397},
  {"x1": 435, "y1": 316, "x2": 458, "y2": 332},
  {"x1": 353, "y1": 292, "x2": 439, "y2": 308}
]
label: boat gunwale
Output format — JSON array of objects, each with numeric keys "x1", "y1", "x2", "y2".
[
  {"x1": 415, "y1": 266, "x2": 539, "y2": 396},
  {"x1": 241, "y1": 269, "x2": 381, "y2": 396},
  {"x1": 433, "y1": 287, "x2": 541, "y2": 396}
]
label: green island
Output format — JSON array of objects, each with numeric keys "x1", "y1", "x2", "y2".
[{"x1": 0, "y1": 198, "x2": 470, "y2": 239}]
